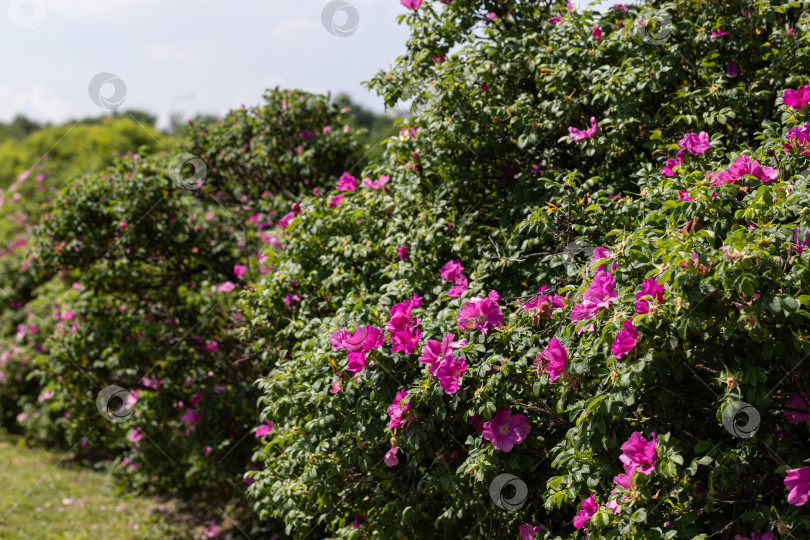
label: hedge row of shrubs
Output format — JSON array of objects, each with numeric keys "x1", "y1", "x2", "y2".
[{"x1": 2, "y1": 1, "x2": 810, "y2": 538}]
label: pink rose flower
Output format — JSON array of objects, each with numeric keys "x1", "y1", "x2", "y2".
[
  {"x1": 181, "y1": 408, "x2": 201, "y2": 427},
  {"x1": 128, "y1": 427, "x2": 144, "y2": 444},
  {"x1": 331, "y1": 325, "x2": 385, "y2": 373},
  {"x1": 734, "y1": 533, "x2": 775, "y2": 540},
  {"x1": 783, "y1": 393, "x2": 810, "y2": 424},
  {"x1": 336, "y1": 172, "x2": 357, "y2": 191},
  {"x1": 535, "y1": 337, "x2": 567, "y2": 383},
  {"x1": 570, "y1": 271, "x2": 618, "y2": 326},
  {"x1": 661, "y1": 157, "x2": 682, "y2": 177},
  {"x1": 521, "y1": 285, "x2": 566, "y2": 313},
  {"x1": 439, "y1": 259, "x2": 464, "y2": 281},
  {"x1": 573, "y1": 494, "x2": 597, "y2": 529},
  {"x1": 518, "y1": 523, "x2": 545, "y2": 540},
  {"x1": 255, "y1": 420, "x2": 274, "y2": 438},
  {"x1": 384, "y1": 443, "x2": 398, "y2": 467},
  {"x1": 619, "y1": 431, "x2": 657, "y2": 475},
  {"x1": 329, "y1": 194, "x2": 345, "y2": 208},
  {"x1": 436, "y1": 353, "x2": 467, "y2": 394},
  {"x1": 387, "y1": 390, "x2": 411, "y2": 433},
  {"x1": 361, "y1": 175, "x2": 390, "y2": 190},
  {"x1": 482, "y1": 407, "x2": 530, "y2": 452},
  {"x1": 216, "y1": 282, "x2": 236, "y2": 293},
  {"x1": 568, "y1": 117, "x2": 597, "y2": 141},
  {"x1": 677, "y1": 131, "x2": 710, "y2": 155},
  {"x1": 277, "y1": 212, "x2": 295, "y2": 229},
  {"x1": 283, "y1": 294, "x2": 301, "y2": 309},
  {"x1": 678, "y1": 190, "x2": 695, "y2": 201},
  {"x1": 400, "y1": 0, "x2": 422, "y2": 10},
  {"x1": 457, "y1": 291, "x2": 504, "y2": 334},
  {"x1": 611, "y1": 320, "x2": 639, "y2": 358},
  {"x1": 728, "y1": 154, "x2": 778, "y2": 183},
  {"x1": 783, "y1": 85, "x2": 810, "y2": 109},
  {"x1": 385, "y1": 297, "x2": 422, "y2": 355},
  {"x1": 727, "y1": 61, "x2": 738, "y2": 78},
  {"x1": 447, "y1": 274, "x2": 469, "y2": 297},
  {"x1": 419, "y1": 333, "x2": 467, "y2": 378},
  {"x1": 785, "y1": 466, "x2": 810, "y2": 506},
  {"x1": 634, "y1": 277, "x2": 664, "y2": 314}
]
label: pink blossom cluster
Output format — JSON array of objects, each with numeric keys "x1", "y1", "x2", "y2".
[
  {"x1": 482, "y1": 406, "x2": 530, "y2": 452},
  {"x1": 576, "y1": 432, "x2": 658, "y2": 529},
  {"x1": 794, "y1": 227, "x2": 810, "y2": 255},
  {"x1": 361, "y1": 175, "x2": 390, "y2": 190},
  {"x1": 634, "y1": 276, "x2": 663, "y2": 314},
  {"x1": 456, "y1": 290, "x2": 504, "y2": 334},
  {"x1": 785, "y1": 466, "x2": 810, "y2": 506},
  {"x1": 521, "y1": 285, "x2": 565, "y2": 320},
  {"x1": 785, "y1": 122, "x2": 810, "y2": 155},
  {"x1": 568, "y1": 117, "x2": 598, "y2": 142},
  {"x1": 611, "y1": 320, "x2": 639, "y2": 359},
  {"x1": 386, "y1": 390, "x2": 411, "y2": 433},
  {"x1": 330, "y1": 325, "x2": 385, "y2": 373},
  {"x1": 518, "y1": 523, "x2": 544, "y2": 540},
  {"x1": 705, "y1": 154, "x2": 778, "y2": 186},
  {"x1": 661, "y1": 131, "x2": 710, "y2": 177},
  {"x1": 591, "y1": 246, "x2": 616, "y2": 271},
  {"x1": 439, "y1": 259, "x2": 468, "y2": 297},
  {"x1": 535, "y1": 337, "x2": 567, "y2": 383},
  {"x1": 336, "y1": 172, "x2": 357, "y2": 192},
  {"x1": 783, "y1": 84, "x2": 810, "y2": 109},
  {"x1": 569, "y1": 270, "x2": 618, "y2": 331},
  {"x1": 418, "y1": 334, "x2": 467, "y2": 394},
  {"x1": 385, "y1": 295, "x2": 422, "y2": 355}
]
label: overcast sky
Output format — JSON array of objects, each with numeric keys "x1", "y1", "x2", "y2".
[{"x1": 1, "y1": 0, "x2": 614, "y2": 129}]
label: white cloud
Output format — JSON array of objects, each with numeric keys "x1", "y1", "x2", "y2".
[
  {"x1": 276, "y1": 17, "x2": 318, "y2": 35},
  {"x1": 0, "y1": 85, "x2": 71, "y2": 123},
  {"x1": 48, "y1": 0, "x2": 161, "y2": 17},
  {"x1": 146, "y1": 44, "x2": 203, "y2": 66}
]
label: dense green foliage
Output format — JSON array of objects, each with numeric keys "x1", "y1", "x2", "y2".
[
  {"x1": 1, "y1": 88, "x2": 362, "y2": 535},
  {"x1": 242, "y1": 1, "x2": 810, "y2": 537},
  {"x1": 0, "y1": 117, "x2": 168, "y2": 435},
  {"x1": 2, "y1": 1, "x2": 810, "y2": 538}
]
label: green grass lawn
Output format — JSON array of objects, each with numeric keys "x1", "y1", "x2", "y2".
[{"x1": 0, "y1": 432, "x2": 185, "y2": 539}]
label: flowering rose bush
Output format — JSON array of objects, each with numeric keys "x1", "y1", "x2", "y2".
[
  {"x1": 4, "y1": 0, "x2": 810, "y2": 538},
  {"x1": 0, "y1": 89, "x2": 362, "y2": 533},
  {"x1": 241, "y1": 1, "x2": 810, "y2": 538},
  {"x1": 184, "y1": 87, "x2": 361, "y2": 200},
  {"x1": 0, "y1": 118, "x2": 168, "y2": 432}
]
